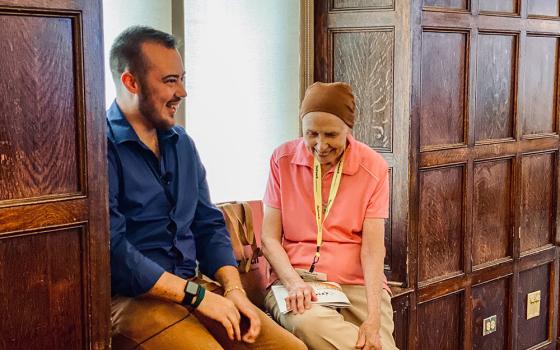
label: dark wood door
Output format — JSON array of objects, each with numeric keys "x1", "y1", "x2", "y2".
[
  {"x1": 315, "y1": 0, "x2": 411, "y2": 287},
  {"x1": 314, "y1": 1, "x2": 413, "y2": 348},
  {"x1": 0, "y1": 1, "x2": 109, "y2": 349},
  {"x1": 410, "y1": 0, "x2": 560, "y2": 349}
]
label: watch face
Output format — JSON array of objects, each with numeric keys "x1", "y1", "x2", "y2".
[{"x1": 186, "y1": 281, "x2": 199, "y2": 295}]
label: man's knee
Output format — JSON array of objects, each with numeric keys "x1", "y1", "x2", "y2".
[{"x1": 111, "y1": 297, "x2": 192, "y2": 347}]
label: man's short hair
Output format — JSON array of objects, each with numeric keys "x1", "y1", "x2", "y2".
[{"x1": 109, "y1": 26, "x2": 177, "y2": 82}]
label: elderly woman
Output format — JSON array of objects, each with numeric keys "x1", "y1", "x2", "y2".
[{"x1": 261, "y1": 82, "x2": 397, "y2": 350}]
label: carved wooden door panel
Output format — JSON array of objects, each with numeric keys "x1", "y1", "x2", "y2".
[
  {"x1": 314, "y1": 1, "x2": 412, "y2": 348},
  {"x1": 411, "y1": 0, "x2": 560, "y2": 349},
  {"x1": 315, "y1": 0, "x2": 411, "y2": 287},
  {"x1": 0, "y1": 1, "x2": 109, "y2": 349}
]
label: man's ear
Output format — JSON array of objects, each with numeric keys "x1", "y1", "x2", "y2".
[{"x1": 121, "y1": 71, "x2": 139, "y2": 94}]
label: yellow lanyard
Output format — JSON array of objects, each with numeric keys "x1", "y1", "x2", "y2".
[{"x1": 310, "y1": 152, "x2": 345, "y2": 272}]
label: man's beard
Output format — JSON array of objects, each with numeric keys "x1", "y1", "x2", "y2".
[{"x1": 137, "y1": 83, "x2": 174, "y2": 130}]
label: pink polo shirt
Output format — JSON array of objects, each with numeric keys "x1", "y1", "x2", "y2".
[{"x1": 264, "y1": 134, "x2": 389, "y2": 287}]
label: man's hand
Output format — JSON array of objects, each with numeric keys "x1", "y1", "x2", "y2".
[
  {"x1": 224, "y1": 289, "x2": 262, "y2": 343},
  {"x1": 355, "y1": 318, "x2": 382, "y2": 350},
  {"x1": 196, "y1": 290, "x2": 243, "y2": 341},
  {"x1": 285, "y1": 279, "x2": 317, "y2": 314}
]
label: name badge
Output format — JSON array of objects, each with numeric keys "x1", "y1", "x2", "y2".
[{"x1": 295, "y1": 268, "x2": 327, "y2": 282}]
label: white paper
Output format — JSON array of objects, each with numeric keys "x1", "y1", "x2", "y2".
[{"x1": 271, "y1": 281, "x2": 351, "y2": 314}]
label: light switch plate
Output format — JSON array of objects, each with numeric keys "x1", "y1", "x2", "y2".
[
  {"x1": 527, "y1": 290, "x2": 541, "y2": 320},
  {"x1": 483, "y1": 315, "x2": 497, "y2": 336}
]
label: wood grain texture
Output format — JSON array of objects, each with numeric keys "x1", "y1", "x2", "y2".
[
  {"x1": 0, "y1": 228, "x2": 84, "y2": 350},
  {"x1": 332, "y1": 0, "x2": 393, "y2": 9},
  {"x1": 473, "y1": 159, "x2": 512, "y2": 266},
  {"x1": 419, "y1": 137, "x2": 558, "y2": 168},
  {"x1": 0, "y1": 199, "x2": 87, "y2": 235},
  {"x1": 410, "y1": 1, "x2": 560, "y2": 348},
  {"x1": 418, "y1": 292, "x2": 463, "y2": 350},
  {"x1": 0, "y1": 14, "x2": 79, "y2": 201},
  {"x1": 384, "y1": 168, "x2": 393, "y2": 268},
  {"x1": 391, "y1": 293, "x2": 409, "y2": 350},
  {"x1": 528, "y1": 0, "x2": 559, "y2": 17},
  {"x1": 479, "y1": 0, "x2": 517, "y2": 13},
  {"x1": 316, "y1": 0, "x2": 411, "y2": 285},
  {"x1": 522, "y1": 36, "x2": 558, "y2": 136},
  {"x1": 472, "y1": 277, "x2": 510, "y2": 349},
  {"x1": 517, "y1": 264, "x2": 550, "y2": 349},
  {"x1": 0, "y1": 2, "x2": 110, "y2": 349},
  {"x1": 420, "y1": 31, "x2": 467, "y2": 148},
  {"x1": 475, "y1": 34, "x2": 515, "y2": 142},
  {"x1": 333, "y1": 30, "x2": 394, "y2": 151},
  {"x1": 520, "y1": 152, "x2": 554, "y2": 252},
  {"x1": 423, "y1": 0, "x2": 467, "y2": 10},
  {"x1": 80, "y1": 0, "x2": 112, "y2": 347},
  {"x1": 419, "y1": 166, "x2": 464, "y2": 282}
]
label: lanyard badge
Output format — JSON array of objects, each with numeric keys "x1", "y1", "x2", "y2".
[{"x1": 310, "y1": 152, "x2": 345, "y2": 273}]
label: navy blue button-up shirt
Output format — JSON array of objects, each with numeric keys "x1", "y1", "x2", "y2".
[{"x1": 107, "y1": 101, "x2": 237, "y2": 297}]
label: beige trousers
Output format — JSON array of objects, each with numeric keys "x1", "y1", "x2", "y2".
[
  {"x1": 265, "y1": 285, "x2": 398, "y2": 350},
  {"x1": 111, "y1": 278, "x2": 307, "y2": 350}
]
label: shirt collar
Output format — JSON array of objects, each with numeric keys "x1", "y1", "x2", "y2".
[
  {"x1": 291, "y1": 134, "x2": 360, "y2": 175},
  {"x1": 107, "y1": 100, "x2": 179, "y2": 144}
]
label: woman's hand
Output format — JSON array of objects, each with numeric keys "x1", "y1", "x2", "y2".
[{"x1": 285, "y1": 279, "x2": 317, "y2": 314}]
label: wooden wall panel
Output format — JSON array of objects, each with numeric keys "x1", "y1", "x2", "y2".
[
  {"x1": 472, "y1": 277, "x2": 510, "y2": 349},
  {"x1": 333, "y1": 30, "x2": 394, "y2": 151},
  {"x1": 473, "y1": 159, "x2": 512, "y2": 266},
  {"x1": 332, "y1": 0, "x2": 393, "y2": 10},
  {"x1": 517, "y1": 264, "x2": 551, "y2": 349},
  {"x1": 520, "y1": 152, "x2": 554, "y2": 252},
  {"x1": 385, "y1": 168, "x2": 393, "y2": 267},
  {"x1": 528, "y1": 0, "x2": 560, "y2": 17},
  {"x1": 0, "y1": 2, "x2": 109, "y2": 348},
  {"x1": 0, "y1": 228, "x2": 84, "y2": 350},
  {"x1": 408, "y1": 0, "x2": 560, "y2": 348},
  {"x1": 419, "y1": 166, "x2": 463, "y2": 282},
  {"x1": 522, "y1": 36, "x2": 558, "y2": 136},
  {"x1": 0, "y1": 14, "x2": 80, "y2": 201},
  {"x1": 423, "y1": 0, "x2": 468, "y2": 10},
  {"x1": 479, "y1": 0, "x2": 518, "y2": 13},
  {"x1": 392, "y1": 293, "x2": 409, "y2": 350},
  {"x1": 420, "y1": 31, "x2": 467, "y2": 148},
  {"x1": 418, "y1": 293, "x2": 464, "y2": 350},
  {"x1": 475, "y1": 34, "x2": 516, "y2": 142},
  {"x1": 315, "y1": 0, "x2": 410, "y2": 284}
]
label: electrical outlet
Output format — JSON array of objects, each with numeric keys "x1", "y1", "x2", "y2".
[
  {"x1": 482, "y1": 315, "x2": 497, "y2": 336},
  {"x1": 527, "y1": 290, "x2": 541, "y2": 320}
]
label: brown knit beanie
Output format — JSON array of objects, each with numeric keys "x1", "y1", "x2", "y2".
[{"x1": 300, "y1": 82, "x2": 355, "y2": 128}]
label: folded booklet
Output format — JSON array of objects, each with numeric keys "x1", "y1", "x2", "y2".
[{"x1": 271, "y1": 281, "x2": 351, "y2": 314}]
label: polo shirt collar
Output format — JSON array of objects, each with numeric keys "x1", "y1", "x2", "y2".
[
  {"x1": 291, "y1": 134, "x2": 361, "y2": 175},
  {"x1": 107, "y1": 100, "x2": 179, "y2": 144}
]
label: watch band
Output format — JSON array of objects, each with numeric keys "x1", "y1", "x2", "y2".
[{"x1": 191, "y1": 286, "x2": 206, "y2": 308}]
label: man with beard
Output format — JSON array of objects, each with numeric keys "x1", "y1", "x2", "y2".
[{"x1": 107, "y1": 26, "x2": 306, "y2": 350}]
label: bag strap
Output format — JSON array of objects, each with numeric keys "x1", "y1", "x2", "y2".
[
  {"x1": 242, "y1": 202, "x2": 262, "y2": 265},
  {"x1": 219, "y1": 202, "x2": 262, "y2": 273},
  {"x1": 240, "y1": 202, "x2": 254, "y2": 246}
]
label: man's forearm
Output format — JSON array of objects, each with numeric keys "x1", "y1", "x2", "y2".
[
  {"x1": 145, "y1": 271, "x2": 188, "y2": 303},
  {"x1": 214, "y1": 265, "x2": 244, "y2": 291}
]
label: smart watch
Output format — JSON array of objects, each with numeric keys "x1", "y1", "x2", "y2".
[{"x1": 182, "y1": 280, "x2": 205, "y2": 308}]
